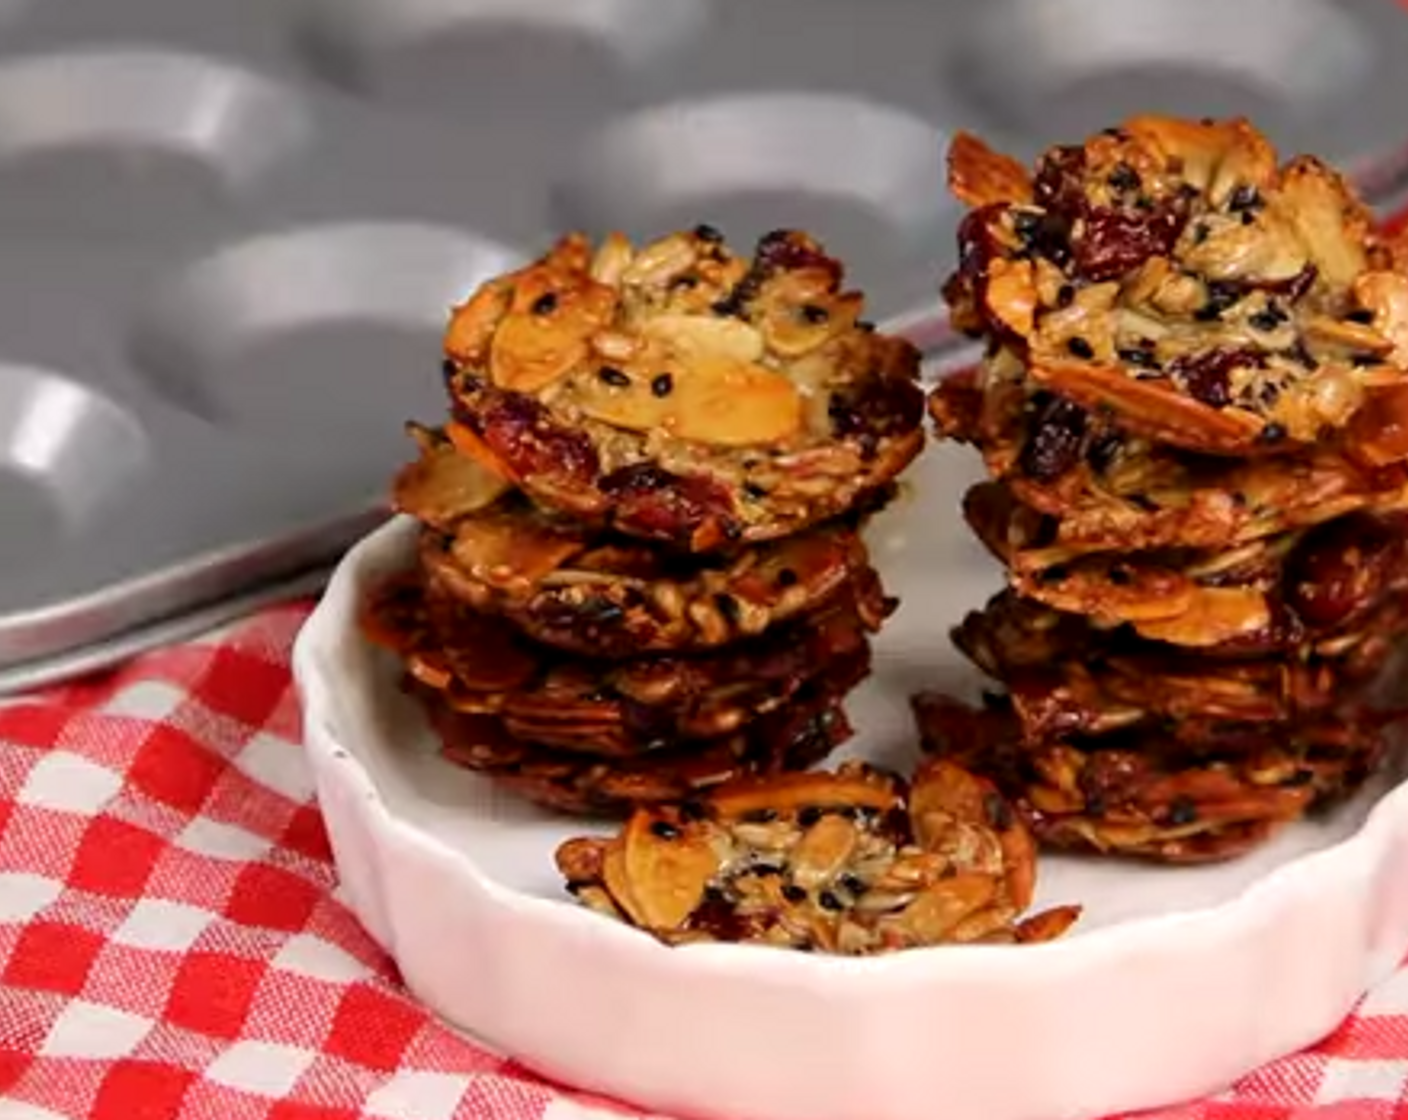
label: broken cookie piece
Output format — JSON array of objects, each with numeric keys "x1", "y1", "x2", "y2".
[{"x1": 554, "y1": 760, "x2": 1080, "y2": 953}]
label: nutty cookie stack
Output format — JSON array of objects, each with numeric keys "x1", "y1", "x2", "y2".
[
  {"x1": 919, "y1": 116, "x2": 1408, "y2": 861},
  {"x1": 363, "y1": 226, "x2": 926, "y2": 816}
]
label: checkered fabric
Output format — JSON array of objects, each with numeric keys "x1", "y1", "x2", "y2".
[{"x1": 1, "y1": 603, "x2": 1407, "y2": 1120}]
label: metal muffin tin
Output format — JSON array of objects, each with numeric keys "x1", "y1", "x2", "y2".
[{"x1": 4, "y1": 0, "x2": 1408, "y2": 691}]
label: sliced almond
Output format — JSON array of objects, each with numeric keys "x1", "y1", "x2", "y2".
[
  {"x1": 1133, "y1": 586, "x2": 1271, "y2": 647},
  {"x1": 947, "y1": 130, "x2": 1033, "y2": 207},
  {"x1": 1014, "y1": 905, "x2": 1083, "y2": 944},
  {"x1": 614, "y1": 812, "x2": 719, "y2": 930},
  {"x1": 884, "y1": 874, "x2": 996, "y2": 944},
  {"x1": 391, "y1": 443, "x2": 511, "y2": 529},
  {"x1": 450, "y1": 510, "x2": 584, "y2": 587},
  {"x1": 983, "y1": 257, "x2": 1038, "y2": 340},
  {"x1": 710, "y1": 771, "x2": 899, "y2": 820},
  {"x1": 789, "y1": 815, "x2": 859, "y2": 891},
  {"x1": 667, "y1": 357, "x2": 803, "y2": 446},
  {"x1": 445, "y1": 280, "x2": 511, "y2": 364},
  {"x1": 640, "y1": 313, "x2": 765, "y2": 364},
  {"x1": 489, "y1": 278, "x2": 618, "y2": 393}
]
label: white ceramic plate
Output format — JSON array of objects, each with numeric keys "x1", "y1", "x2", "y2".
[{"x1": 293, "y1": 441, "x2": 1408, "y2": 1120}]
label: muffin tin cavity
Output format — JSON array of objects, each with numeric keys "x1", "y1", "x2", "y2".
[
  {"x1": 295, "y1": 0, "x2": 705, "y2": 132},
  {"x1": 556, "y1": 94, "x2": 951, "y2": 313},
  {"x1": 941, "y1": 0, "x2": 1401, "y2": 169},
  {"x1": 129, "y1": 224, "x2": 521, "y2": 467},
  {"x1": 0, "y1": 50, "x2": 310, "y2": 239},
  {"x1": 0, "y1": 363, "x2": 149, "y2": 569}
]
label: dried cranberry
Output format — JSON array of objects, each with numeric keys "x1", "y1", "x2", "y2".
[
  {"x1": 1019, "y1": 393, "x2": 1087, "y2": 481},
  {"x1": 1284, "y1": 513, "x2": 1402, "y2": 630},
  {"x1": 599, "y1": 463, "x2": 737, "y2": 546},
  {"x1": 828, "y1": 374, "x2": 923, "y2": 439},
  {"x1": 475, "y1": 393, "x2": 598, "y2": 486},
  {"x1": 1168, "y1": 347, "x2": 1262, "y2": 409},
  {"x1": 753, "y1": 229, "x2": 840, "y2": 284},
  {"x1": 1032, "y1": 145, "x2": 1087, "y2": 216},
  {"x1": 1073, "y1": 203, "x2": 1186, "y2": 282}
]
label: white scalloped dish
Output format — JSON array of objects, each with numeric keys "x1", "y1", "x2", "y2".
[{"x1": 293, "y1": 441, "x2": 1408, "y2": 1120}]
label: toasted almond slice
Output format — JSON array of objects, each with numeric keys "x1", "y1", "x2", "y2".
[
  {"x1": 947, "y1": 130, "x2": 1033, "y2": 207},
  {"x1": 445, "y1": 280, "x2": 512, "y2": 364},
  {"x1": 391, "y1": 442, "x2": 511, "y2": 529},
  {"x1": 490, "y1": 277, "x2": 618, "y2": 393},
  {"x1": 709, "y1": 771, "x2": 900, "y2": 820},
  {"x1": 789, "y1": 815, "x2": 859, "y2": 891},
  {"x1": 885, "y1": 874, "x2": 996, "y2": 943},
  {"x1": 911, "y1": 759, "x2": 1036, "y2": 911},
  {"x1": 640, "y1": 313, "x2": 766, "y2": 364},
  {"x1": 1015, "y1": 905, "x2": 1083, "y2": 944},
  {"x1": 983, "y1": 257, "x2": 1038, "y2": 340},
  {"x1": 615, "y1": 812, "x2": 719, "y2": 930},
  {"x1": 1027, "y1": 357, "x2": 1266, "y2": 453},
  {"x1": 1354, "y1": 271, "x2": 1408, "y2": 367},
  {"x1": 449, "y1": 510, "x2": 584, "y2": 587},
  {"x1": 667, "y1": 357, "x2": 803, "y2": 446},
  {"x1": 1133, "y1": 586, "x2": 1271, "y2": 648},
  {"x1": 444, "y1": 421, "x2": 517, "y2": 483}
]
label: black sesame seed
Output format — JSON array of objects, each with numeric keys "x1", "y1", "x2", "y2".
[
  {"x1": 743, "y1": 482, "x2": 768, "y2": 500},
  {"x1": 1347, "y1": 309, "x2": 1375, "y2": 325},
  {"x1": 440, "y1": 357, "x2": 458, "y2": 383},
  {"x1": 1249, "y1": 306, "x2": 1286, "y2": 332},
  {"x1": 679, "y1": 800, "x2": 706, "y2": 821},
  {"x1": 743, "y1": 808, "x2": 777, "y2": 823},
  {"x1": 800, "y1": 303, "x2": 829, "y2": 324},
  {"x1": 693, "y1": 223, "x2": 724, "y2": 243},
  {"x1": 651, "y1": 372, "x2": 674, "y2": 397},
  {"x1": 782, "y1": 884, "x2": 807, "y2": 903},
  {"x1": 1067, "y1": 336, "x2": 1095, "y2": 359},
  {"x1": 840, "y1": 874, "x2": 866, "y2": 895},
  {"x1": 1228, "y1": 185, "x2": 1262, "y2": 213},
  {"x1": 597, "y1": 366, "x2": 630, "y2": 387},
  {"x1": 797, "y1": 806, "x2": 822, "y2": 828},
  {"x1": 1108, "y1": 566, "x2": 1131, "y2": 586},
  {"x1": 856, "y1": 320, "x2": 876, "y2": 332},
  {"x1": 1192, "y1": 222, "x2": 1210, "y2": 245},
  {"x1": 1167, "y1": 798, "x2": 1199, "y2": 826},
  {"x1": 1352, "y1": 352, "x2": 1380, "y2": 367},
  {"x1": 713, "y1": 593, "x2": 740, "y2": 624},
  {"x1": 669, "y1": 274, "x2": 699, "y2": 291},
  {"x1": 1056, "y1": 283, "x2": 1076, "y2": 308},
  {"x1": 531, "y1": 292, "x2": 559, "y2": 315},
  {"x1": 1259, "y1": 422, "x2": 1287, "y2": 443},
  {"x1": 565, "y1": 880, "x2": 590, "y2": 895},
  {"x1": 983, "y1": 792, "x2": 1014, "y2": 830},
  {"x1": 650, "y1": 820, "x2": 679, "y2": 839},
  {"x1": 1118, "y1": 346, "x2": 1158, "y2": 369},
  {"x1": 818, "y1": 891, "x2": 844, "y2": 912},
  {"x1": 776, "y1": 567, "x2": 798, "y2": 587},
  {"x1": 1128, "y1": 493, "x2": 1159, "y2": 512},
  {"x1": 1107, "y1": 163, "x2": 1141, "y2": 192},
  {"x1": 1038, "y1": 564, "x2": 1070, "y2": 584},
  {"x1": 1286, "y1": 768, "x2": 1317, "y2": 787}
]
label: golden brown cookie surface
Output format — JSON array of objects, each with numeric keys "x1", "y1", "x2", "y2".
[
  {"x1": 439, "y1": 228, "x2": 925, "y2": 551},
  {"x1": 556, "y1": 759, "x2": 1080, "y2": 952}
]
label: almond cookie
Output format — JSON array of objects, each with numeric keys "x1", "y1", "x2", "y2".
[
  {"x1": 439, "y1": 227, "x2": 925, "y2": 551},
  {"x1": 555, "y1": 759, "x2": 1080, "y2": 953}
]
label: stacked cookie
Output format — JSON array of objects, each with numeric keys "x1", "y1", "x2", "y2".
[
  {"x1": 919, "y1": 116, "x2": 1408, "y2": 861},
  {"x1": 363, "y1": 226, "x2": 926, "y2": 816}
]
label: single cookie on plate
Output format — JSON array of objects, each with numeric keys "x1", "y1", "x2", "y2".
[
  {"x1": 554, "y1": 758, "x2": 1080, "y2": 953},
  {"x1": 438, "y1": 227, "x2": 926, "y2": 552}
]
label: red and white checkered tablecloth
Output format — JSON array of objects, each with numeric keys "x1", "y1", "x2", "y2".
[{"x1": 2, "y1": 603, "x2": 1408, "y2": 1120}]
